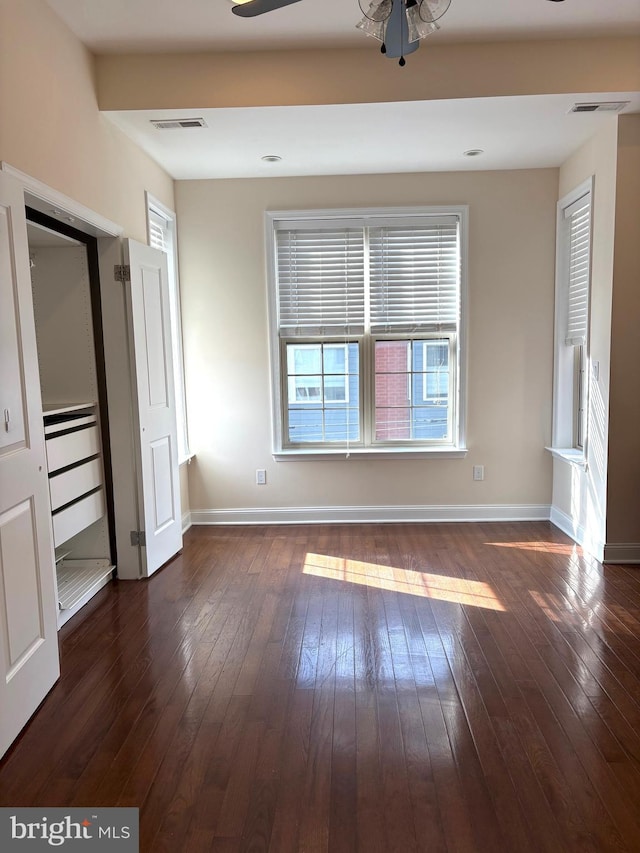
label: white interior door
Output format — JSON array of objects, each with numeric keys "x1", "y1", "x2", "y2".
[
  {"x1": 0, "y1": 172, "x2": 60, "y2": 758},
  {"x1": 125, "y1": 239, "x2": 182, "y2": 577}
]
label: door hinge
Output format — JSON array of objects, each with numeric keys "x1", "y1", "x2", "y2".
[
  {"x1": 114, "y1": 264, "x2": 131, "y2": 283},
  {"x1": 130, "y1": 530, "x2": 146, "y2": 547}
]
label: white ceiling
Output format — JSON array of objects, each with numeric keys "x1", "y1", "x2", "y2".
[
  {"x1": 46, "y1": 0, "x2": 640, "y2": 54},
  {"x1": 45, "y1": 0, "x2": 640, "y2": 179},
  {"x1": 104, "y1": 94, "x2": 640, "y2": 180}
]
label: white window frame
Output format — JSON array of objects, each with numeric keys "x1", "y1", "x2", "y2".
[
  {"x1": 266, "y1": 206, "x2": 468, "y2": 459},
  {"x1": 145, "y1": 192, "x2": 191, "y2": 463},
  {"x1": 549, "y1": 177, "x2": 594, "y2": 466}
]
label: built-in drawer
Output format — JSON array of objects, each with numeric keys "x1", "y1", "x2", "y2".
[
  {"x1": 49, "y1": 457, "x2": 104, "y2": 512},
  {"x1": 46, "y1": 424, "x2": 100, "y2": 474},
  {"x1": 53, "y1": 488, "x2": 105, "y2": 548},
  {"x1": 44, "y1": 414, "x2": 95, "y2": 436}
]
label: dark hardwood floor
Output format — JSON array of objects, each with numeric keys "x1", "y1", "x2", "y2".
[{"x1": 2, "y1": 522, "x2": 640, "y2": 851}]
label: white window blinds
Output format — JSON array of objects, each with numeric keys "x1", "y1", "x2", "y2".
[
  {"x1": 276, "y1": 227, "x2": 365, "y2": 335},
  {"x1": 369, "y1": 219, "x2": 460, "y2": 332},
  {"x1": 275, "y1": 215, "x2": 460, "y2": 336},
  {"x1": 564, "y1": 193, "x2": 592, "y2": 346}
]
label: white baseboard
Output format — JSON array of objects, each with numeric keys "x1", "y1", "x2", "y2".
[
  {"x1": 189, "y1": 504, "x2": 551, "y2": 526},
  {"x1": 550, "y1": 505, "x2": 585, "y2": 545},
  {"x1": 182, "y1": 511, "x2": 192, "y2": 534},
  {"x1": 602, "y1": 543, "x2": 640, "y2": 565},
  {"x1": 550, "y1": 505, "x2": 605, "y2": 562}
]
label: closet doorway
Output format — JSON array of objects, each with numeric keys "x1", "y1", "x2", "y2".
[{"x1": 26, "y1": 208, "x2": 117, "y2": 627}]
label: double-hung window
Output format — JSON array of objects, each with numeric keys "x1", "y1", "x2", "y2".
[
  {"x1": 268, "y1": 207, "x2": 467, "y2": 455},
  {"x1": 551, "y1": 179, "x2": 593, "y2": 459}
]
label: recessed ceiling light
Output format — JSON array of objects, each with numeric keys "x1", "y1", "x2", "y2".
[
  {"x1": 463, "y1": 149, "x2": 484, "y2": 157},
  {"x1": 261, "y1": 155, "x2": 282, "y2": 163}
]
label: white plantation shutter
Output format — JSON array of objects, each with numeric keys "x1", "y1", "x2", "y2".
[
  {"x1": 564, "y1": 194, "x2": 591, "y2": 346},
  {"x1": 368, "y1": 218, "x2": 460, "y2": 332},
  {"x1": 276, "y1": 226, "x2": 365, "y2": 335},
  {"x1": 146, "y1": 199, "x2": 191, "y2": 461},
  {"x1": 148, "y1": 210, "x2": 169, "y2": 252}
]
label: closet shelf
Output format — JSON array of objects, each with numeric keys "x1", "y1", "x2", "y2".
[
  {"x1": 57, "y1": 559, "x2": 114, "y2": 619},
  {"x1": 42, "y1": 402, "x2": 96, "y2": 417},
  {"x1": 54, "y1": 547, "x2": 72, "y2": 565}
]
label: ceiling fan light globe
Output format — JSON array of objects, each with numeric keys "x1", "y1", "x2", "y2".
[
  {"x1": 418, "y1": 0, "x2": 451, "y2": 24},
  {"x1": 356, "y1": 14, "x2": 387, "y2": 42},
  {"x1": 358, "y1": 0, "x2": 393, "y2": 23},
  {"x1": 407, "y1": 5, "x2": 439, "y2": 42}
]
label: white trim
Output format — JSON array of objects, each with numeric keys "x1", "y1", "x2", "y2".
[
  {"x1": 190, "y1": 504, "x2": 550, "y2": 526},
  {"x1": 145, "y1": 192, "x2": 175, "y2": 232},
  {"x1": 182, "y1": 511, "x2": 192, "y2": 534},
  {"x1": 457, "y1": 206, "x2": 469, "y2": 452},
  {"x1": 274, "y1": 447, "x2": 467, "y2": 461},
  {"x1": 550, "y1": 504, "x2": 586, "y2": 546},
  {"x1": 549, "y1": 504, "x2": 605, "y2": 562},
  {"x1": 0, "y1": 163, "x2": 122, "y2": 237},
  {"x1": 266, "y1": 205, "x2": 466, "y2": 224},
  {"x1": 546, "y1": 447, "x2": 588, "y2": 469},
  {"x1": 602, "y1": 543, "x2": 640, "y2": 564}
]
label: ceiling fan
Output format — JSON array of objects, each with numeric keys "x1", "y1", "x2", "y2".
[
  {"x1": 231, "y1": 0, "x2": 303, "y2": 17},
  {"x1": 230, "y1": 0, "x2": 452, "y2": 65}
]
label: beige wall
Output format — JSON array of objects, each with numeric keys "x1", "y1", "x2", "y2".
[
  {"x1": 0, "y1": 0, "x2": 174, "y2": 242},
  {"x1": 607, "y1": 115, "x2": 640, "y2": 546},
  {"x1": 176, "y1": 168, "x2": 558, "y2": 516},
  {"x1": 96, "y1": 37, "x2": 640, "y2": 111},
  {"x1": 553, "y1": 120, "x2": 619, "y2": 555}
]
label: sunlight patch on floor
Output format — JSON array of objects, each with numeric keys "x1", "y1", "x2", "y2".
[
  {"x1": 486, "y1": 540, "x2": 578, "y2": 556},
  {"x1": 303, "y1": 553, "x2": 506, "y2": 611}
]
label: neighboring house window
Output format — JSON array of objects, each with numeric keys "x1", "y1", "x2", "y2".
[
  {"x1": 146, "y1": 194, "x2": 191, "y2": 462},
  {"x1": 552, "y1": 179, "x2": 593, "y2": 456},
  {"x1": 268, "y1": 207, "x2": 466, "y2": 453}
]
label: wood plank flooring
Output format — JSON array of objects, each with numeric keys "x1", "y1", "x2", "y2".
[{"x1": 2, "y1": 521, "x2": 640, "y2": 851}]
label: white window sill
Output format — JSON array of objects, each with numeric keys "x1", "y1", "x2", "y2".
[
  {"x1": 274, "y1": 447, "x2": 468, "y2": 461},
  {"x1": 546, "y1": 447, "x2": 587, "y2": 470}
]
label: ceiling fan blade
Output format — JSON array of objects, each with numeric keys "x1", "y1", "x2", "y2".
[{"x1": 231, "y1": 0, "x2": 304, "y2": 17}]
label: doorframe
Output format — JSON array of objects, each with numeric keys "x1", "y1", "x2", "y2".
[
  {"x1": 0, "y1": 163, "x2": 122, "y2": 238},
  {"x1": 26, "y1": 205, "x2": 118, "y2": 566}
]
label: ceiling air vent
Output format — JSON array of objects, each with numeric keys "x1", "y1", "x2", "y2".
[
  {"x1": 150, "y1": 117, "x2": 208, "y2": 130},
  {"x1": 569, "y1": 101, "x2": 629, "y2": 114}
]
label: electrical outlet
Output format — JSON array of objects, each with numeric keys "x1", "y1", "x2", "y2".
[
  {"x1": 473, "y1": 465, "x2": 484, "y2": 481},
  {"x1": 256, "y1": 468, "x2": 267, "y2": 485}
]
